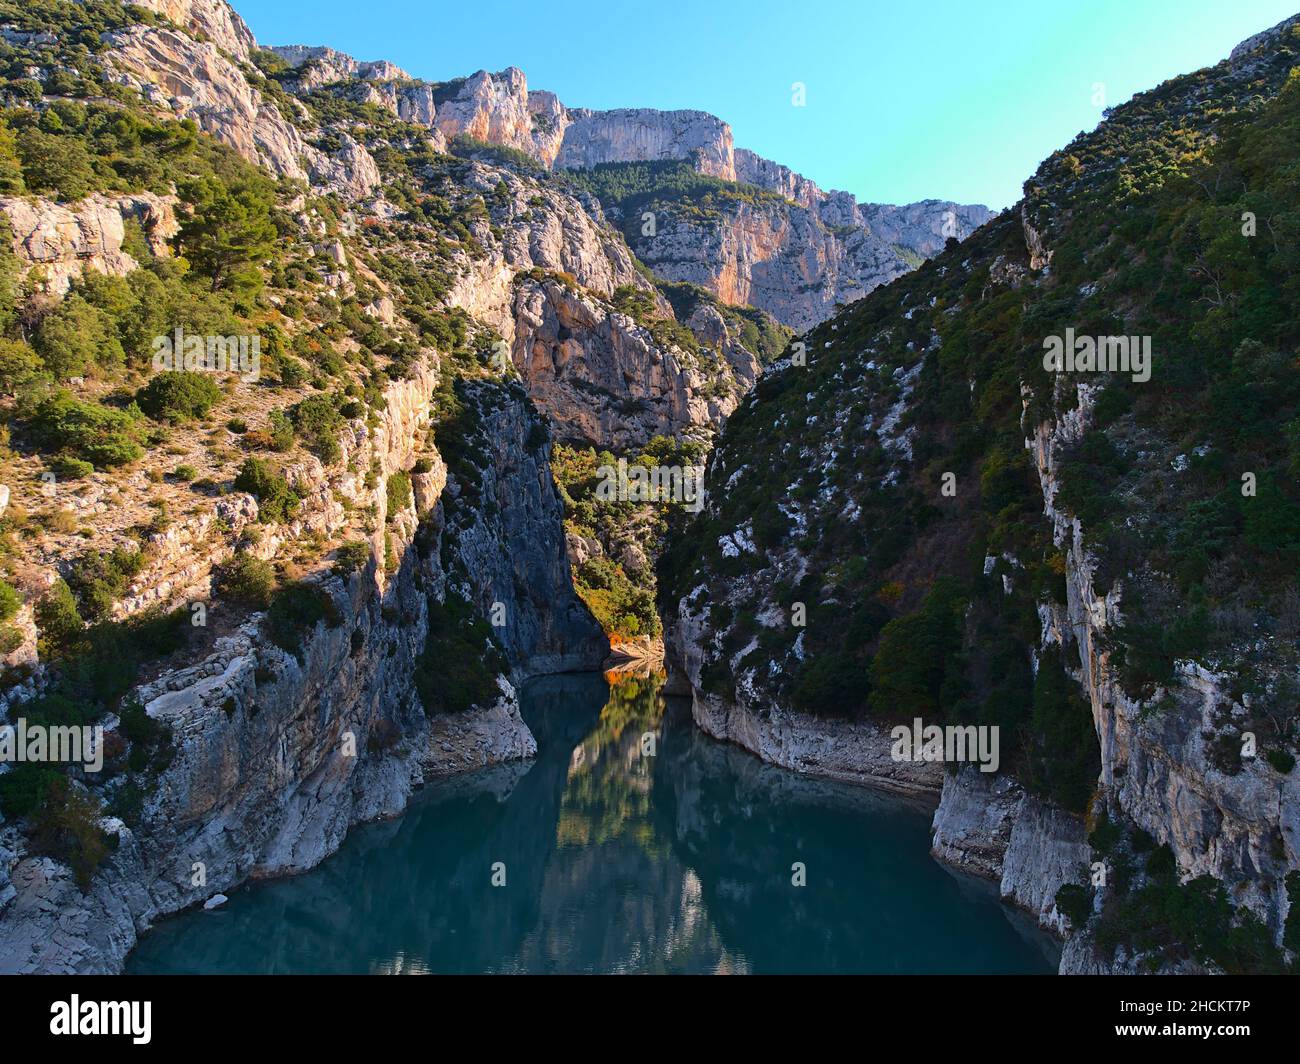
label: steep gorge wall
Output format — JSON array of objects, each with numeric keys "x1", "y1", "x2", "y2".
[
  {"x1": 0, "y1": 362, "x2": 606, "y2": 973},
  {"x1": 1024, "y1": 390, "x2": 1299, "y2": 967}
]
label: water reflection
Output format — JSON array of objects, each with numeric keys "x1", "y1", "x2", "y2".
[{"x1": 126, "y1": 673, "x2": 1055, "y2": 974}]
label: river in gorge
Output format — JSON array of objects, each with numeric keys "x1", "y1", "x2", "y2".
[{"x1": 125, "y1": 672, "x2": 1058, "y2": 974}]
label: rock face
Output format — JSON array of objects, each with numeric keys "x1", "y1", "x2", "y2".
[
  {"x1": 931, "y1": 769, "x2": 1090, "y2": 934},
  {"x1": 689, "y1": 687, "x2": 943, "y2": 795},
  {"x1": 104, "y1": 25, "x2": 316, "y2": 183},
  {"x1": 438, "y1": 379, "x2": 609, "y2": 675},
  {"x1": 667, "y1": 594, "x2": 942, "y2": 796},
  {"x1": 624, "y1": 195, "x2": 989, "y2": 332},
  {"x1": 0, "y1": 193, "x2": 177, "y2": 295},
  {"x1": 132, "y1": 0, "x2": 257, "y2": 60},
  {"x1": 0, "y1": 363, "x2": 606, "y2": 974},
  {"x1": 556, "y1": 107, "x2": 735, "y2": 178},
  {"x1": 1030, "y1": 389, "x2": 1300, "y2": 934},
  {"x1": 511, "y1": 277, "x2": 747, "y2": 448}
]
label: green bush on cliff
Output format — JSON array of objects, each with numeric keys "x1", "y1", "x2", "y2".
[
  {"x1": 1095, "y1": 873, "x2": 1285, "y2": 974},
  {"x1": 1054, "y1": 883, "x2": 1093, "y2": 930},
  {"x1": 289, "y1": 394, "x2": 345, "y2": 463},
  {"x1": 332, "y1": 540, "x2": 372, "y2": 577},
  {"x1": 1023, "y1": 644, "x2": 1101, "y2": 813},
  {"x1": 264, "y1": 581, "x2": 341, "y2": 660},
  {"x1": 215, "y1": 553, "x2": 276, "y2": 608},
  {"x1": 385, "y1": 470, "x2": 413, "y2": 520},
  {"x1": 233, "y1": 457, "x2": 300, "y2": 524},
  {"x1": 413, "y1": 592, "x2": 507, "y2": 715},
  {"x1": 136, "y1": 371, "x2": 224, "y2": 423},
  {"x1": 28, "y1": 391, "x2": 145, "y2": 469},
  {"x1": 34, "y1": 578, "x2": 84, "y2": 658},
  {"x1": 0, "y1": 576, "x2": 19, "y2": 623},
  {"x1": 64, "y1": 545, "x2": 144, "y2": 623},
  {"x1": 867, "y1": 579, "x2": 968, "y2": 720},
  {"x1": 28, "y1": 778, "x2": 115, "y2": 892}
]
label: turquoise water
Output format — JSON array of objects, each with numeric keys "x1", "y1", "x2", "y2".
[{"x1": 126, "y1": 673, "x2": 1056, "y2": 974}]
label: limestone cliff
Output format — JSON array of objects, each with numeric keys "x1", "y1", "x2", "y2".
[
  {"x1": 661, "y1": 14, "x2": 1300, "y2": 974},
  {"x1": 0, "y1": 192, "x2": 177, "y2": 295},
  {"x1": 264, "y1": 48, "x2": 990, "y2": 328},
  {"x1": 0, "y1": 362, "x2": 605, "y2": 973}
]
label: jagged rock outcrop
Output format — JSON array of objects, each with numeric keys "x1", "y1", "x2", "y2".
[
  {"x1": 511, "y1": 278, "x2": 742, "y2": 447},
  {"x1": 269, "y1": 44, "x2": 409, "y2": 88},
  {"x1": 931, "y1": 769, "x2": 1090, "y2": 934},
  {"x1": 438, "y1": 163, "x2": 650, "y2": 336},
  {"x1": 260, "y1": 45, "x2": 988, "y2": 328},
  {"x1": 132, "y1": 0, "x2": 256, "y2": 60},
  {"x1": 309, "y1": 131, "x2": 382, "y2": 199},
  {"x1": 0, "y1": 192, "x2": 177, "y2": 295},
  {"x1": 104, "y1": 25, "x2": 316, "y2": 182}
]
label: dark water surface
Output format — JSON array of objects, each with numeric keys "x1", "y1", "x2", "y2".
[{"x1": 126, "y1": 673, "x2": 1056, "y2": 974}]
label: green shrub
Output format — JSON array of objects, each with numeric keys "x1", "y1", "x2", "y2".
[
  {"x1": 29, "y1": 779, "x2": 114, "y2": 892},
  {"x1": 277, "y1": 355, "x2": 307, "y2": 388},
  {"x1": 0, "y1": 577, "x2": 20, "y2": 623},
  {"x1": 176, "y1": 172, "x2": 278, "y2": 293},
  {"x1": 64, "y1": 546, "x2": 144, "y2": 623},
  {"x1": 233, "y1": 457, "x2": 299, "y2": 524},
  {"x1": 290, "y1": 394, "x2": 343, "y2": 463},
  {"x1": 0, "y1": 337, "x2": 42, "y2": 392},
  {"x1": 332, "y1": 539, "x2": 371, "y2": 577},
  {"x1": 0, "y1": 624, "x2": 22, "y2": 654},
  {"x1": 1096, "y1": 874, "x2": 1285, "y2": 974},
  {"x1": 267, "y1": 408, "x2": 295, "y2": 451},
  {"x1": 385, "y1": 470, "x2": 412, "y2": 519},
  {"x1": 136, "y1": 371, "x2": 223, "y2": 423},
  {"x1": 29, "y1": 391, "x2": 144, "y2": 469},
  {"x1": 214, "y1": 553, "x2": 275, "y2": 607},
  {"x1": 1023, "y1": 645, "x2": 1102, "y2": 813},
  {"x1": 34, "y1": 578, "x2": 83, "y2": 657},
  {"x1": 264, "y1": 581, "x2": 341, "y2": 659},
  {"x1": 53, "y1": 456, "x2": 95, "y2": 479},
  {"x1": 1266, "y1": 748, "x2": 1296, "y2": 774},
  {"x1": 15, "y1": 126, "x2": 97, "y2": 201},
  {"x1": 1054, "y1": 883, "x2": 1093, "y2": 929},
  {"x1": 31, "y1": 293, "x2": 120, "y2": 379},
  {"x1": 413, "y1": 593, "x2": 507, "y2": 715},
  {"x1": 0, "y1": 762, "x2": 62, "y2": 819},
  {"x1": 867, "y1": 579, "x2": 968, "y2": 720},
  {"x1": 116, "y1": 699, "x2": 173, "y2": 777}
]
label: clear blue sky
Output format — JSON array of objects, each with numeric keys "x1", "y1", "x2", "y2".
[{"x1": 234, "y1": 0, "x2": 1298, "y2": 210}]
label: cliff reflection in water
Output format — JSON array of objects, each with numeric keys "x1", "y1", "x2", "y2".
[{"x1": 126, "y1": 672, "x2": 1054, "y2": 974}]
